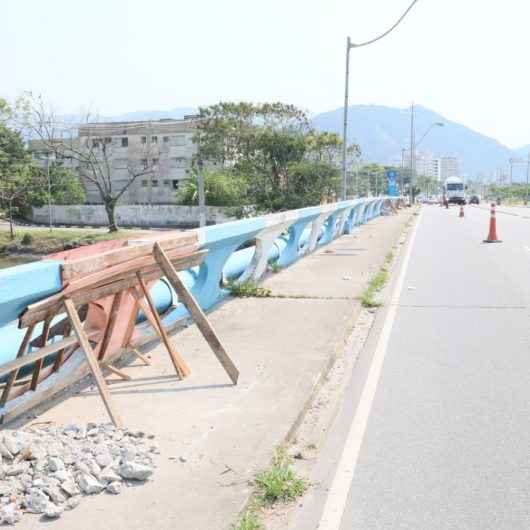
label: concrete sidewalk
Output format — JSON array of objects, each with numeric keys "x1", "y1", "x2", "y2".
[{"x1": 14, "y1": 210, "x2": 412, "y2": 530}]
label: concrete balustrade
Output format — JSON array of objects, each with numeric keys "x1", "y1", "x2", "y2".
[{"x1": 0, "y1": 197, "x2": 401, "y2": 362}]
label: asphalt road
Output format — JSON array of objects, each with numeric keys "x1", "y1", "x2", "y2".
[{"x1": 292, "y1": 204, "x2": 530, "y2": 530}]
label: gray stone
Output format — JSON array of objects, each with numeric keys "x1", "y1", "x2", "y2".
[
  {"x1": 0, "y1": 444, "x2": 13, "y2": 460},
  {"x1": 6, "y1": 462, "x2": 28, "y2": 477},
  {"x1": 96, "y1": 453, "x2": 113, "y2": 468},
  {"x1": 26, "y1": 443, "x2": 47, "y2": 460},
  {"x1": 53, "y1": 469, "x2": 71, "y2": 482},
  {"x1": 87, "y1": 428, "x2": 99, "y2": 437},
  {"x1": 3, "y1": 435, "x2": 21, "y2": 456},
  {"x1": 65, "y1": 496, "x2": 81, "y2": 510},
  {"x1": 75, "y1": 462, "x2": 90, "y2": 474},
  {"x1": 43, "y1": 501, "x2": 63, "y2": 519},
  {"x1": 85, "y1": 459, "x2": 102, "y2": 478},
  {"x1": 0, "y1": 483, "x2": 12, "y2": 496},
  {"x1": 107, "y1": 481, "x2": 121, "y2": 495},
  {"x1": 44, "y1": 486, "x2": 66, "y2": 505},
  {"x1": 118, "y1": 462, "x2": 153, "y2": 481},
  {"x1": 48, "y1": 457, "x2": 65, "y2": 472},
  {"x1": 77, "y1": 474, "x2": 104, "y2": 494},
  {"x1": 26, "y1": 489, "x2": 49, "y2": 514},
  {"x1": 32, "y1": 478, "x2": 45, "y2": 488},
  {"x1": 60, "y1": 479, "x2": 80, "y2": 497},
  {"x1": 0, "y1": 503, "x2": 21, "y2": 525},
  {"x1": 149, "y1": 443, "x2": 160, "y2": 454},
  {"x1": 100, "y1": 467, "x2": 122, "y2": 484}
]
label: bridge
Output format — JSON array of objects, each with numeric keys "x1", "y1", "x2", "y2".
[{"x1": 2, "y1": 200, "x2": 524, "y2": 529}]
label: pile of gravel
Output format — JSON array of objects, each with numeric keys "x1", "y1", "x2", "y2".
[{"x1": 0, "y1": 423, "x2": 158, "y2": 524}]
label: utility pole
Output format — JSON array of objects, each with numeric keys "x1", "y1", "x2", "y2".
[
  {"x1": 409, "y1": 102, "x2": 415, "y2": 205},
  {"x1": 197, "y1": 158, "x2": 206, "y2": 228},
  {"x1": 400, "y1": 147, "x2": 406, "y2": 196},
  {"x1": 524, "y1": 151, "x2": 530, "y2": 206},
  {"x1": 47, "y1": 154, "x2": 53, "y2": 232},
  {"x1": 526, "y1": 152, "x2": 530, "y2": 205},
  {"x1": 341, "y1": 37, "x2": 351, "y2": 201}
]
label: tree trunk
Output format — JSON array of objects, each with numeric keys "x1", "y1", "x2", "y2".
[
  {"x1": 8, "y1": 199, "x2": 14, "y2": 240},
  {"x1": 104, "y1": 199, "x2": 118, "y2": 232}
]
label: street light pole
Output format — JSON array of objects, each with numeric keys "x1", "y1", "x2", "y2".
[
  {"x1": 340, "y1": 0, "x2": 421, "y2": 201},
  {"x1": 341, "y1": 37, "x2": 351, "y2": 200},
  {"x1": 47, "y1": 154, "x2": 53, "y2": 232},
  {"x1": 409, "y1": 102, "x2": 415, "y2": 205},
  {"x1": 526, "y1": 152, "x2": 530, "y2": 205},
  {"x1": 524, "y1": 151, "x2": 530, "y2": 206}
]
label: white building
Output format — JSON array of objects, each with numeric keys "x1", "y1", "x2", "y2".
[{"x1": 30, "y1": 117, "x2": 198, "y2": 205}]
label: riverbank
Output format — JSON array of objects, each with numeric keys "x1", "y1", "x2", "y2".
[{"x1": 0, "y1": 226, "x2": 152, "y2": 268}]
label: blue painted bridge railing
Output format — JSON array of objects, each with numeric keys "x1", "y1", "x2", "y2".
[{"x1": 0, "y1": 197, "x2": 400, "y2": 363}]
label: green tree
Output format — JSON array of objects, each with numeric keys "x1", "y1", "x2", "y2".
[
  {"x1": 0, "y1": 124, "x2": 36, "y2": 239},
  {"x1": 194, "y1": 101, "x2": 345, "y2": 212},
  {"x1": 178, "y1": 170, "x2": 247, "y2": 207}
]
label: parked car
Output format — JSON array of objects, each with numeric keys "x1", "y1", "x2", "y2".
[{"x1": 469, "y1": 195, "x2": 480, "y2": 205}]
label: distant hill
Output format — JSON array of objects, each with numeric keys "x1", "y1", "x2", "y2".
[
  {"x1": 312, "y1": 104, "x2": 520, "y2": 178},
  {"x1": 58, "y1": 103, "x2": 528, "y2": 179}
]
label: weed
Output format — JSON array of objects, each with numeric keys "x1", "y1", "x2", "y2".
[
  {"x1": 360, "y1": 268, "x2": 389, "y2": 308},
  {"x1": 21, "y1": 233, "x2": 33, "y2": 246},
  {"x1": 268, "y1": 261, "x2": 281, "y2": 273},
  {"x1": 255, "y1": 449, "x2": 307, "y2": 505},
  {"x1": 227, "y1": 281, "x2": 273, "y2": 298},
  {"x1": 232, "y1": 509, "x2": 262, "y2": 530}
]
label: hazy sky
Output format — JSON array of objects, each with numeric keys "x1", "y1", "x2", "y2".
[{"x1": 3, "y1": 0, "x2": 529, "y2": 148}]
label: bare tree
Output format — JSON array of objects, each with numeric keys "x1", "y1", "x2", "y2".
[{"x1": 22, "y1": 95, "x2": 157, "y2": 232}]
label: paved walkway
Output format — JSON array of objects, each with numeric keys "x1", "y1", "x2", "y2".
[{"x1": 14, "y1": 209, "x2": 412, "y2": 530}]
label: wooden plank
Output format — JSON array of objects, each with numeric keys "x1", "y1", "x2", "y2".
[
  {"x1": 136, "y1": 274, "x2": 191, "y2": 379},
  {"x1": 0, "y1": 325, "x2": 35, "y2": 406},
  {"x1": 129, "y1": 347, "x2": 151, "y2": 366},
  {"x1": 20, "y1": 250, "x2": 207, "y2": 328},
  {"x1": 30, "y1": 316, "x2": 53, "y2": 391},
  {"x1": 0, "y1": 330, "x2": 99, "y2": 380},
  {"x1": 62, "y1": 232, "x2": 198, "y2": 281},
  {"x1": 101, "y1": 363, "x2": 132, "y2": 381},
  {"x1": 64, "y1": 299, "x2": 124, "y2": 428},
  {"x1": 98, "y1": 291, "x2": 124, "y2": 361},
  {"x1": 153, "y1": 242, "x2": 239, "y2": 385}
]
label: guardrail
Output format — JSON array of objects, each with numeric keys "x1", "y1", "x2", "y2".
[{"x1": 0, "y1": 197, "x2": 400, "y2": 363}]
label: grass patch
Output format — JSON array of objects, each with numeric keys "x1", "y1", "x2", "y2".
[
  {"x1": 0, "y1": 227, "x2": 146, "y2": 255},
  {"x1": 227, "y1": 281, "x2": 273, "y2": 298},
  {"x1": 268, "y1": 261, "x2": 281, "y2": 273},
  {"x1": 231, "y1": 508, "x2": 263, "y2": 530},
  {"x1": 360, "y1": 267, "x2": 389, "y2": 308},
  {"x1": 254, "y1": 448, "x2": 307, "y2": 505}
]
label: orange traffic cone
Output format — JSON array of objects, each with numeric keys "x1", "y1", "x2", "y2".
[
  {"x1": 484, "y1": 203, "x2": 501, "y2": 243},
  {"x1": 459, "y1": 205, "x2": 464, "y2": 218}
]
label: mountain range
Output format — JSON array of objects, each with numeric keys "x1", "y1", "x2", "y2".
[{"x1": 66, "y1": 104, "x2": 527, "y2": 179}]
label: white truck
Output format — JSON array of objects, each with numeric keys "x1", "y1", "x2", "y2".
[{"x1": 444, "y1": 176, "x2": 466, "y2": 205}]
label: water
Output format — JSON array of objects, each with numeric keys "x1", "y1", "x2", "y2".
[{"x1": 0, "y1": 255, "x2": 38, "y2": 270}]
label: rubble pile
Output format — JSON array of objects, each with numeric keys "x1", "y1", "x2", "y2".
[{"x1": 0, "y1": 423, "x2": 158, "y2": 524}]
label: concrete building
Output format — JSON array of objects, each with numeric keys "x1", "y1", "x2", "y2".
[
  {"x1": 401, "y1": 151, "x2": 460, "y2": 180},
  {"x1": 30, "y1": 117, "x2": 198, "y2": 205}
]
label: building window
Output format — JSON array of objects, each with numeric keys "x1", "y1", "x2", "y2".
[
  {"x1": 152, "y1": 158, "x2": 159, "y2": 166},
  {"x1": 163, "y1": 136, "x2": 170, "y2": 143},
  {"x1": 141, "y1": 136, "x2": 147, "y2": 145},
  {"x1": 170, "y1": 157, "x2": 188, "y2": 168},
  {"x1": 141, "y1": 158, "x2": 148, "y2": 169},
  {"x1": 152, "y1": 180, "x2": 159, "y2": 187},
  {"x1": 104, "y1": 137, "x2": 112, "y2": 144},
  {"x1": 163, "y1": 180, "x2": 170, "y2": 187},
  {"x1": 92, "y1": 138, "x2": 100, "y2": 148},
  {"x1": 121, "y1": 137, "x2": 128, "y2": 147},
  {"x1": 172, "y1": 135, "x2": 186, "y2": 146},
  {"x1": 151, "y1": 135, "x2": 158, "y2": 144},
  {"x1": 141, "y1": 180, "x2": 148, "y2": 187},
  {"x1": 172, "y1": 180, "x2": 180, "y2": 190}
]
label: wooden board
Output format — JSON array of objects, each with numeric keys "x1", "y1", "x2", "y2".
[
  {"x1": 61, "y1": 232, "x2": 198, "y2": 281},
  {"x1": 153, "y1": 242, "x2": 240, "y2": 385},
  {"x1": 20, "y1": 250, "x2": 207, "y2": 327},
  {"x1": 64, "y1": 299, "x2": 124, "y2": 428}
]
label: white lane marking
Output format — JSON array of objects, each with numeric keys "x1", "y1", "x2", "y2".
[{"x1": 317, "y1": 209, "x2": 423, "y2": 530}]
